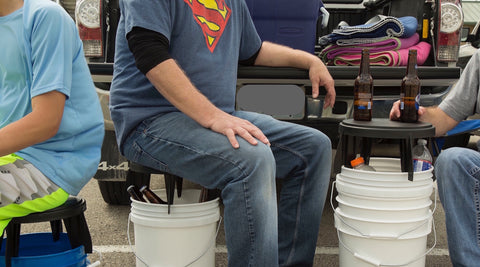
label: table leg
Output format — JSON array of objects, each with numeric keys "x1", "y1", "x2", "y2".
[{"x1": 406, "y1": 136, "x2": 414, "y2": 181}]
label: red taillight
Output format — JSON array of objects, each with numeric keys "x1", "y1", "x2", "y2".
[
  {"x1": 76, "y1": 0, "x2": 103, "y2": 57},
  {"x1": 436, "y1": 0, "x2": 463, "y2": 63}
]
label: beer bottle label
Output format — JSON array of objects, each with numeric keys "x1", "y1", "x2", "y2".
[
  {"x1": 400, "y1": 94, "x2": 419, "y2": 111},
  {"x1": 355, "y1": 93, "x2": 372, "y2": 110},
  {"x1": 415, "y1": 94, "x2": 420, "y2": 110}
]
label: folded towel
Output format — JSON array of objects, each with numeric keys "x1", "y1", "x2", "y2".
[
  {"x1": 397, "y1": 41, "x2": 431, "y2": 66},
  {"x1": 331, "y1": 41, "x2": 432, "y2": 66},
  {"x1": 319, "y1": 16, "x2": 418, "y2": 46},
  {"x1": 332, "y1": 51, "x2": 399, "y2": 66},
  {"x1": 320, "y1": 33, "x2": 420, "y2": 62}
]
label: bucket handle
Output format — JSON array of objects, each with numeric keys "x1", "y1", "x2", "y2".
[
  {"x1": 127, "y1": 213, "x2": 223, "y2": 267},
  {"x1": 330, "y1": 181, "x2": 438, "y2": 239},
  {"x1": 336, "y1": 217, "x2": 437, "y2": 267}
]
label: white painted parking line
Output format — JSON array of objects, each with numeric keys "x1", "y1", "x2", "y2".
[{"x1": 92, "y1": 245, "x2": 450, "y2": 256}]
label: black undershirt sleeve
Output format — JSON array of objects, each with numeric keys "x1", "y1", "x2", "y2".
[
  {"x1": 127, "y1": 27, "x2": 171, "y2": 75},
  {"x1": 238, "y1": 47, "x2": 261, "y2": 66}
]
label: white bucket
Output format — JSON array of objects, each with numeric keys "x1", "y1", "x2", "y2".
[
  {"x1": 337, "y1": 229, "x2": 430, "y2": 267},
  {"x1": 336, "y1": 196, "x2": 432, "y2": 221},
  {"x1": 335, "y1": 178, "x2": 433, "y2": 199},
  {"x1": 337, "y1": 190, "x2": 433, "y2": 210},
  {"x1": 334, "y1": 208, "x2": 432, "y2": 239},
  {"x1": 338, "y1": 172, "x2": 432, "y2": 188},
  {"x1": 129, "y1": 189, "x2": 220, "y2": 267},
  {"x1": 341, "y1": 157, "x2": 433, "y2": 181},
  {"x1": 333, "y1": 157, "x2": 435, "y2": 267}
]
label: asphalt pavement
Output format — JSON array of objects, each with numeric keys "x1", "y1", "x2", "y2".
[{"x1": 17, "y1": 149, "x2": 455, "y2": 267}]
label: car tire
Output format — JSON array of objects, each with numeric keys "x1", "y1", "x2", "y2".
[{"x1": 97, "y1": 170, "x2": 151, "y2": 205}]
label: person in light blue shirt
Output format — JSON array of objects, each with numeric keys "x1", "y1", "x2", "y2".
[{"x1": 0, "y1": 0, "x2": 104, "y2": 234}]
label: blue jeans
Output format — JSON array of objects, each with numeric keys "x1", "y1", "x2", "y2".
[
  {"x1": 435, "y1": 147, "x2": 480, "y2": 267},
  {"x1": 123, "y1": 111, "x2": 332, "y2": 266}
]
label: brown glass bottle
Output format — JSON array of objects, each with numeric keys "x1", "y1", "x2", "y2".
[
  {"x1": 127, "y1": 185, "x2": 146, "y2": 202},
  {"x1": 400, "y1": 49, "x2": 421, "y2": 123},
  {"x1": 353, "y1": 49, "x2": 373, "y2": 121},
  {"x1": 140, "y1": 185, "x2": 167, "y2": 204}
]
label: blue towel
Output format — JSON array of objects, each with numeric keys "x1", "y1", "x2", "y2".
[{"x1": 319, "y1": 16, "x2": 418, "y2": 46}]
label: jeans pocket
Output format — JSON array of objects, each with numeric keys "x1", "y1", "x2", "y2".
[{"x1": 130, "y1": 141, "x2": 169, "y2": 173}]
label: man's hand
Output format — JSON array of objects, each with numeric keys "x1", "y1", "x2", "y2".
[
  {"x1": 389, "y1": 100, "x2": 426, "y2": 121},
  {"x1": 309, "y1": 59, "x2": 336, "y2": 108},
  {"x1": 254, "y1": 42, "x2": 336, "y2": 108},
  {"x1": 208, "y1": 112, "x2": 270, "y2": 149}
]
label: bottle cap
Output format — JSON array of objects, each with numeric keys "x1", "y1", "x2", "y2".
[
  {"x1": 417, "y1": 139, "x2": 427, "y2": 145},
  {"x1": 350, "y1": 157, "x2": 365, "y2": 167},
  {"x1": 139, "y1": 185, "x2": 148, "y2": 192}
]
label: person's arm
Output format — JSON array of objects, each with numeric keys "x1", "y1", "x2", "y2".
[
  {"x1": 389, "y1": 101, "x2": 458, "y2": 136},
  {"x1": 253, "y1": 41, "x2": 336, "y2": 108},
  {"x1": 127, "y1": 27, "x2": 269, "y2": 149},
  {"x1": 145, "y1": 59, "x2": 269, "y2": 149},
  {"x1": 419, "y1": 106, "x2": 459, "y2": 136},
  {"x1": 0, "y1": 91, "x2": 66, "y2": 156}
]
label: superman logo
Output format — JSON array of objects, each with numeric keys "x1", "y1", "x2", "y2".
[{"x1": 184, "y1": 0, "x2": 231, "y2": 53}]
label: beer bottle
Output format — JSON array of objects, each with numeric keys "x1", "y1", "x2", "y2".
[
  {"x1": 127, "y1": 185, "x2": 146, "y2": 202},
  {"x1": 400, "y1": 49, "x2": 421, "y2": 123},
  {"x1": 198, "y1": 187, "x2": 209, "y2": 203},
  {"x1": 353, "y1": 49, "x2": 373, "y2": 121},
  {"x1": 140, "y1": 185, "x2": 167, "y2": 204}
]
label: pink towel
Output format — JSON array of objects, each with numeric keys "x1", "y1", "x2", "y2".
[
  {"x1": 332, "y1": 41, "x2": 431, "y2": 66},
  {"x1": 320, "y1": 33, "x2": 419, "y2": 62},
  {"x1": 333, "y1": 51, "x2": 398, "y2": 66},
  {"x1": 397, "y1": 41, "x2": 431, "y2": 66}
]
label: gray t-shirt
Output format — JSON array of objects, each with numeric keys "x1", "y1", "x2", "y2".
[
  {"x1": 439, "y1": 49, "x2": 480, "y2": 122},
  {"x1": 110, "y1": 0, "x2": 262, "y2": 152}
]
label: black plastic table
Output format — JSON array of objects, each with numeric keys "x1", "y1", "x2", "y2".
[{"x1": 337, "y1": 118, "x2": 436, "y2": 180}]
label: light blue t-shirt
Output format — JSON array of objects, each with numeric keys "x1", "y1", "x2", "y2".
[
  {"x1": 110, "y1": 0, "x2": 262, "y2": 152},
  {"x1": 0, "y1": 0, "x2": 104, "y2": 195}
]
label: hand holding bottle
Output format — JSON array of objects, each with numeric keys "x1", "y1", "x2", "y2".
[{"x1": 389, "y1": 100, "x2": 427, "y2": 121}]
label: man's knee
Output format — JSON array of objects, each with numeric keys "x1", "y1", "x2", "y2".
[
  {"x1": 436, "y1": 147, "x2": 473, "y2": 170},
  {"x1": 238, "y1": 143, "x2": 276, "y2": 174}
]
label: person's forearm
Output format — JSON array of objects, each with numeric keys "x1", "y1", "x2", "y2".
[
  {"x1": 0, "y1": 112, "x2": 60, "y2": 157},
  {"x1": 420, "y1": 106, "x2": 459, "y2": 136},
  {"x1": 0, "y1": 91, "x2": 65, "y2": 157},
  {"x1": 145, "y1": 59, "x2": 225, "y2": 129},
  {"x1": 254, "y1": 41, "x2": 321, "y2": 69}
]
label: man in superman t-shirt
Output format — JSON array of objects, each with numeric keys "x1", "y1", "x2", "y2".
[{"x1": 111, "y1": 0, "x2": 336, "y2": 265}]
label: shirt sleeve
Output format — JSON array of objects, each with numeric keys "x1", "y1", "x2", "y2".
[
  {"x1": 438, "y1": 50, "x2": 480, "y2": 122},
  {"x1": 29, "y1": 3, "x2": 79, "y2": 99},
  {"x1": 238, "y1": 0, "x2": 262, "y2": 61},
  {"x1": 120, "y1": 0, "x2": 173, "y2": 41}
]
